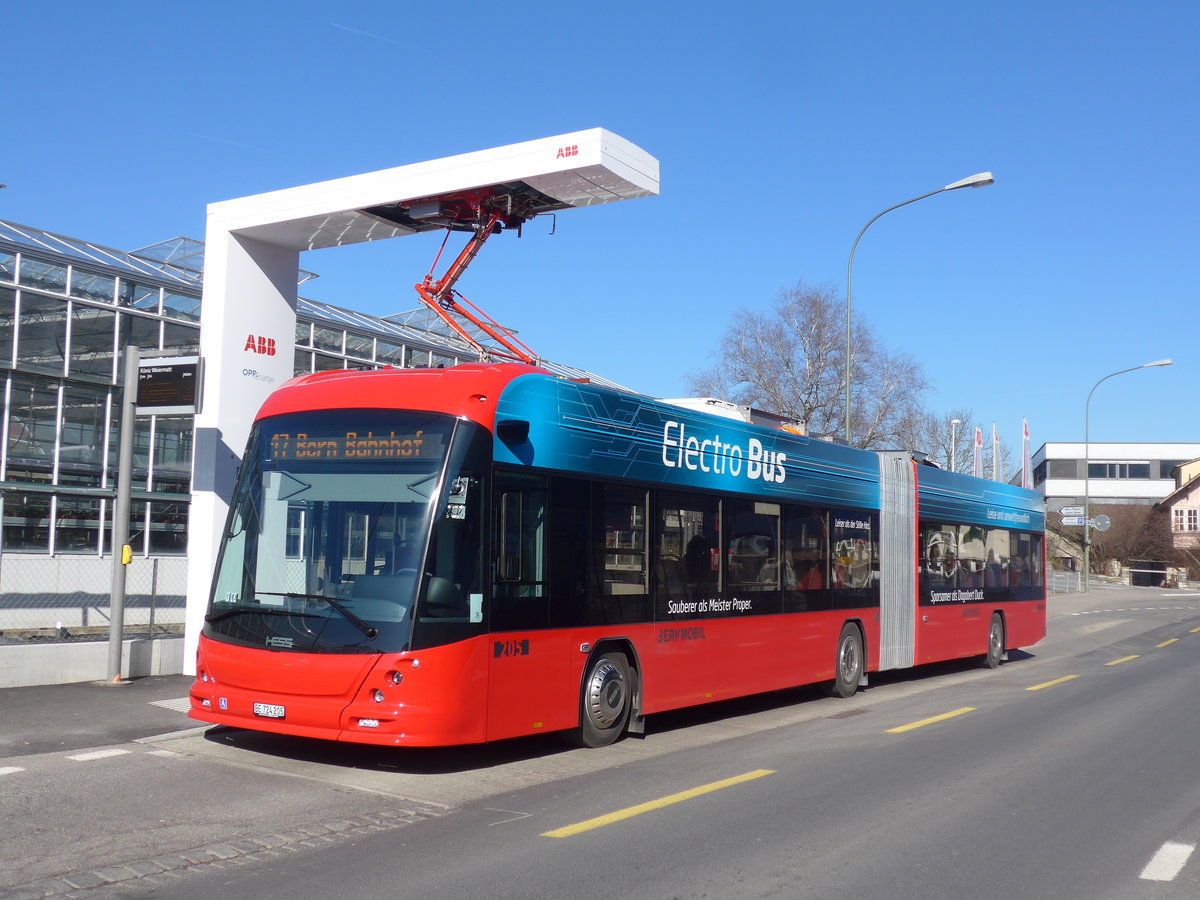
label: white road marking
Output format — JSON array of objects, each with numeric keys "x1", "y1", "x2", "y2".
[
  {"x1": 66, "y1": 749, "x2": 131, "y2": 762},
  {"x1": 1140, "y1": 841, "x2": 1195, "y2": 882},
  {"x1": 0, "y1": 766, "x2": 25, "y2": 776},
  {"x1": 149, "y1": 697, "x2": 193, "y2": 713},
  {"x1": 1069, "y1": 606, "x2": 1199, "y2": 616}
]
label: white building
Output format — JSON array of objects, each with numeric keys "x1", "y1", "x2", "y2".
[{"x1": 1032, "y1": 442, "x2": 1200, "y2": 510}]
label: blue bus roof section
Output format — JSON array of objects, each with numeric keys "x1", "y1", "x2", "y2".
[
  {"x1": 495, "y1": 374, "x2": 882, "y2": 511},
  {"x1": 495, "y1": 372, "x2": 1045, "y2": 532},
  {"x1": 915, "y1": 464, "x2": 1046, "y2": 532}
]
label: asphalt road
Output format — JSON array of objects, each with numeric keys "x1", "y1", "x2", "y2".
[{"x1": 4, "y1": 584, "x2": 1200, "y2": 898}]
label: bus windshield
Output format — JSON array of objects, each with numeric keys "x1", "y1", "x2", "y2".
[{"x1": 204, "y1": 409, "x2": 476, "y2": 654}]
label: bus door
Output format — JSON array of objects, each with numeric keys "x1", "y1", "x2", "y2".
[{"x1": 487, "y1": 472, "x2": 574, "y2": 740}]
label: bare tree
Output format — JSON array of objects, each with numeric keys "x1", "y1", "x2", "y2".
[
  {"x1": 687, "y1": 283, "x2": 930, "y2": 449},
  {"x1": 897, "y1": 408, "x2": 1017, "y2": 477},
  {"x1": 1089, "y1": 504, "x2": 1175, "y2": 575}
]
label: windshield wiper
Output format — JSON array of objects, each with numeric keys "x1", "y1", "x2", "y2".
[
  {"x1": 205, "y1": 604, "x2": 321, "y2": 625},
  {"x1": 256, "y1": 592, "x2": 379, "y2": 641}
]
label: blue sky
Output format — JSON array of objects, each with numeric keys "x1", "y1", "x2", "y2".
[{"x1": 4, "y1": 1, "x2": 1195, "y2": 450}]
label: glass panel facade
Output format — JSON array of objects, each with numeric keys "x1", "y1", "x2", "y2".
[
  {"x1": 313, "y1": 325, "x2": 342, "y2": 354},
  {"x1": 293, "y1": 349, "x2": 312, "y2": 375},
  {"x1": 162, "y1": 290, "x2": 200, "y2": 322},
  {"x1": 68, "y1": 304, "x2": 116, "y2": 380},
  {"x1": 2, "y1": 492, "x2": 51, "y2": 551},
  {"x1": 119, "y1": 312, "x2": 160, "y2": 351},
  {"x1": 345, "y1": 332, "x2": 373, "y2": 360},
  {"x1": 376, "y1": 340, "x2": 404, "y2": 365},
  {"x1": 118, "y1": 279, "x2": 160, "y2": 313},
  {"x1": 162, "y1": 320, "x2": 199, "y2": 355},
  {"x1": 5, "y1": 374, "x2": 59, "y2": 483},
  {"x1": 149, "y1": 499, "x2": 188, "y2": 555},
  {"x1": 151, "y1": 416, "x2": 192, "y2": 493},
  {"x1": 106, "y1": 395, "x2": 152, "y2": 479},
  {"x1": 0, "y1": 251, "x2": 14, "y2": 282},
  {"x1": 59, "y1": 383, "x2": 108, "y2": 487},
  {"x1": 0, "y1": 287, "x2": 14, "y2": 367},
  {"x1": 17, "y1": 294, "x2": 67, "y2": 375},
  {"x1": 19, "y1": 258, "x2": 67, "y2": 293},
  {"x1": 55, "y1": 496, "x2": 103, "y2": 554},
  {"x1": 70, "y1": 270, "x2": 116, "y2": 304},
  {"x1": 313, "y1": 353, "x2": 343, "y2": 372}
]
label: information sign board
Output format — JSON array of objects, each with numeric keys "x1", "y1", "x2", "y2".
[{"x1": 136, "y1": 356, "x2": 203, "y2": 416}]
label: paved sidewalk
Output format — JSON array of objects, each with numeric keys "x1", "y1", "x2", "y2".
[{"x1": 0, "y1": 674, "x2": 197, "y2": 757}]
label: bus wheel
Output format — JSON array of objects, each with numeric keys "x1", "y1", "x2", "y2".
[
  {"x1": 983, "y1": 614, "x2": 1005, "y2": 669},
  {"x1": 576, "y1": 652, "x2": 631, "y2": 748},
  {"x1": 832, "y1": 623, "x2": 863, "y2": 698}
]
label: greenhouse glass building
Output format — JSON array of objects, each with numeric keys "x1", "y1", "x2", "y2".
[{"x1": 0, "y1": 218, "x2": 611, "y2": 681}]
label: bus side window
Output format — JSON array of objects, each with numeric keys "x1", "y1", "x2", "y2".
[{"x1": 492, "y1": 473, "x2": 548, "y2": 630}]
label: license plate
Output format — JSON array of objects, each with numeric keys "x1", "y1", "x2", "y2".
[{"x1": 253, "y1": 702, "x2": 286, "y2": 719}]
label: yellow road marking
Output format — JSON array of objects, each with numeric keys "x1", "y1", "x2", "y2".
[
  {"x1": 541, "y1": 769, "x2": 775, "y2": 838},
  {"x1": 1026, "y1": 675, "x2": 1080, "y2": 692},
  {"x1": 1190, "y1": 626, "x2": 1200, "y2": 634},
  {"x1": 1106, "y1": 655, "x2": 1140, "y2": 666},
  {"x1": 1157, "y1": 639, "x2": 1179, "y2": 648},
  {"x1": 886, "y1": 707, "x2": 976, "y2": 734}
]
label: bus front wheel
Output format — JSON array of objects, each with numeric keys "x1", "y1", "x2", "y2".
[
  {"x1": 832, "y1": 623, "x2": 863, "y2": 698},
  {"x1": 575, "y1": 652, "x2": 631, "y2": 748}
]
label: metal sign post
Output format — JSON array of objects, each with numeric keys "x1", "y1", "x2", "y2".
[{"x1": 105, "y1": 346, "x2": 140, "y2": 685}]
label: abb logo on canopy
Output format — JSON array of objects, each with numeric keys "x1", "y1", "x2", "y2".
[
  {"x1": 555, "y1": 145, "x2": 578, "y2": 159},
  {"x1": 244, "y1": 334, "x2": 276, "y2": 356}
]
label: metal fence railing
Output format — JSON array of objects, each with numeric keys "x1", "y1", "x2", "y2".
[
  {"x1": 0, "y1": 554, "x2": 186, "y2": 645},
  {"x1": 1048, "y1": 570, "x2": 1083, "y2": 594}
]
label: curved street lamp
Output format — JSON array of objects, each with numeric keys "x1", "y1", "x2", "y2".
[
  {"x1": 1082, "y1": 358, "x2": 1173, "y2": 591},
  {"x1": 845, "y1": 172, "x2": 995, "y2": 443}
]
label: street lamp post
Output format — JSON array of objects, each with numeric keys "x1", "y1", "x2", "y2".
[
  {"x1": 950, "y1": 418, "x2": 961, "y2": 472},
  {"x1": 1082, "y1": 359, "x2": 1173, "y2": 591},
  {"x1": 845, "y1": 173, "x2": 995, "y2": 444}
]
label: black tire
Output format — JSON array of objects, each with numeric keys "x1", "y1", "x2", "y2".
[
  {"x1": 574, "y1": 652, "x2": 631, "y2": 748},
  {"x1": 983, "y1": 613, "x2": 1004, "y2": 669},
  {"x1": 831, "y1": 623, "x2": 863, "y2": 698}
]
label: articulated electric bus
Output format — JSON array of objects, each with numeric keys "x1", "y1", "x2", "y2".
[{"x1": 189, "y1": 362, "x2": 1045, "y2": 747}]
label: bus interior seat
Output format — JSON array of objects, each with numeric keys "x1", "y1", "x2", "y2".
[{"x1": 348, "y1": 574, "x2": 413, "y2": 622}]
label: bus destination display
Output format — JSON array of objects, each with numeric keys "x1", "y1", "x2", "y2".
[{"x1": 268, "y1": 429, "x2": 440, "y2": 461}]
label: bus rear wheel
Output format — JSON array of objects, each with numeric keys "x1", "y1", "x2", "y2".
[
  {"x1": 832, "y1": 623, "x2": 863, "y2": 698},
  {"x1": 983, "y1": 614, "x2": 1005, "y2": 669},
  {"x1": 575, "y1": 652, "x2": 631, "y2": 748}
]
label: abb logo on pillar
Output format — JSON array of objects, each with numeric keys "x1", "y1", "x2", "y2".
[{"x1": 244, "y1": 334, "x2": 276, "y2": 356}]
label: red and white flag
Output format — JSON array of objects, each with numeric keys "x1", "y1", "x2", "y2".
[
  {"x1": 1021, "y1": 419, "x2": 1031, "y2": 489},
  {"x1": 972, "y1": 427, "x2": 983, "y2": 478},
  {"x1": 992, "y1": 423, "x2": 1002, "y2": 482}
]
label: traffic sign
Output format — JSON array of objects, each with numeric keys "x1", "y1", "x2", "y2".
[
  {"x1": 1060, "y1": 516, "x2": 1086, "y2": 526},
  {"x1": 1059, "y1": 505, "x2": 1085, "y2": 516},
  {"x1": 1092, "y1": 514, "x2": 1111, "y2": 532}
]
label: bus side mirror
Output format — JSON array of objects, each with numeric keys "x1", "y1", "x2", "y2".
[{"x1": 496, "y1": 419, "x2": 530, "y2": 444}]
